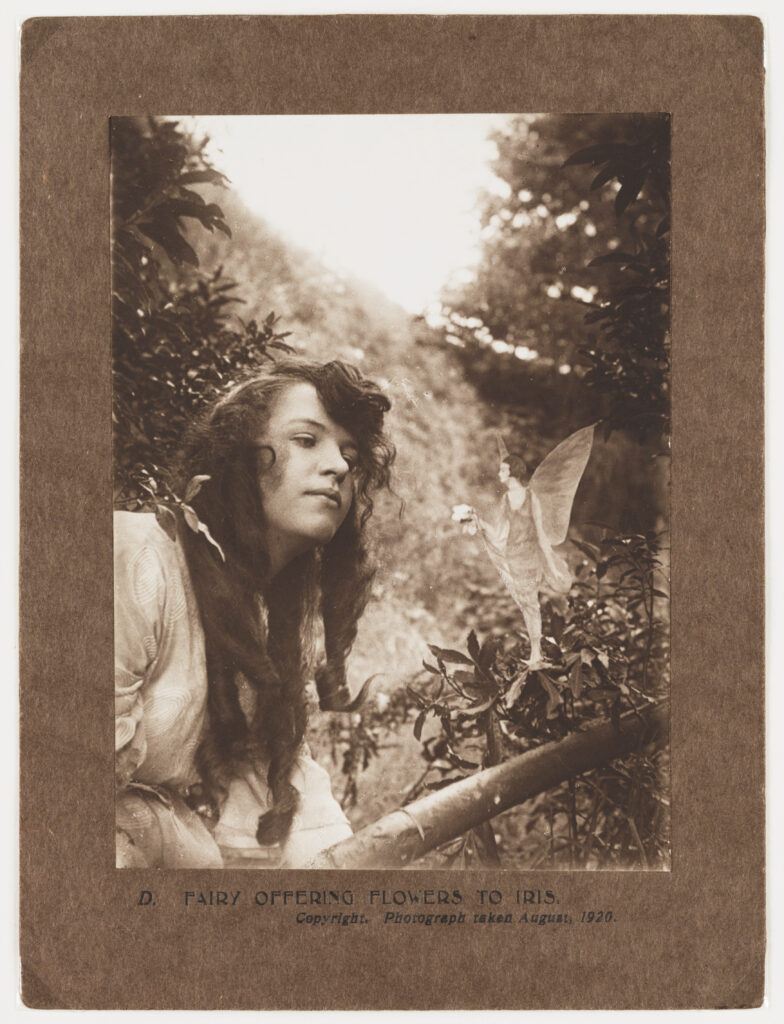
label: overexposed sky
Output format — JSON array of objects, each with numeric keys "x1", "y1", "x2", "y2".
[{"x1": 193, "y1": 114, "x2": 509, "y2": 313}]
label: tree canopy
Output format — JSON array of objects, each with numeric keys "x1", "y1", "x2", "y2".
[{"x1": 437, "y1": 113, "x2": 670, "y2": 447}]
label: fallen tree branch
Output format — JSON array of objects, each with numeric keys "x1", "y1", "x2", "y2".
[{"x1": 310, "y1": 699, "x2": 669, "y2": 869}]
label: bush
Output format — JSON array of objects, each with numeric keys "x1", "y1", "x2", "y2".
[{"x1": 111, "y1": 116, "x2": 292, "y2": 506}]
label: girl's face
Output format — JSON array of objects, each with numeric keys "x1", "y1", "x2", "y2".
[{"x1": 256, "y1": 382, "x2": 358, "y2": 572}]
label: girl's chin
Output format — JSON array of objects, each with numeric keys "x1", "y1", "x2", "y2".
[
  {"x1": 272, "y1": 512, "x2": 348, "y2": 560},
  {"x1": 296, "y1": 522, "x2": 343, "y2": 549}
]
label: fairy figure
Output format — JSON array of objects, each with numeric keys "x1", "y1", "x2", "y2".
[{"x1": 454, "y1": 425, "x2": 594, "y2": 668}]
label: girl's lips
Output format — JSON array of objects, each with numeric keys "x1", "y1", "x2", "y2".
[{"x1": 306, "y1": 489, "x2": 342, "y2": 508}]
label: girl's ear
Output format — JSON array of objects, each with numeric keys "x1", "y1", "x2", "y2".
[{"x1": 255, "y1": 443, "x2": 276, "y2": 473}]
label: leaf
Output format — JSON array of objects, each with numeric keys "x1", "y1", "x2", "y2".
[
  {"x1": 178, "y1": 169, "x2": 229, "y2": 187},
  {"x1": 457, "y1": 696, "x2": 496, "y2": 719},
  {"x1": 615, "y1": 168, "x2": 647, "y2": 215},
  {"x1": 590, "y1": 164, "x2": 620, "y2": 191},
  {"x1": 428, "y1": 645, "x2": 473, "y2": 666},
  {"x1": 445, "y1": 746, "x2": 480, "y2": 771},
  {"x1": 406, "y1": 685, "x2": 428, "y2": 709},
  {"x1": 452, "y1": 670, "x2": 479, "y2": 686},
  {"x1": 568, "y1": 659, "x2": 583, "y2": 698},
  {"x1": 154, "y1": 503, "x2": 177, "y2": 541},
  {"x1": 422, "y1": 661, "x2": 441, "y2": 675},
  {"x1": 479, "y1": 634, "x2": 503, "y2": 670},
  {"x1": 184, "y1": 474, "x2": 211, "y2": 502},
  {"x1": 563, "y1": 143, "x2": 618, "y2": 167},
  {"x1": 570, "y1": 539, "x2": 599, "y2": 561},
  {"x1": 182, "y1": 505, "x2": 200, "y2": 533},
  {"x1": 202, "y1": 202, "x2": 227, "y2": 221},
  {"x1": 503, "y1": 671, "x2": 528, "y2": 709},
  {"x1": 414, "y1": 709, "x2": 427, "y2": 741},
  {"x1": 167, "y1": 199, "x2": 215, "y2": 222},
  {"x1": 467, "y1": 630, "x2": 481, "y2": 663},
  {"x1": 137, "y1": 219, "x2": 199, "y2": 267},
  {"x1": 182, "y1": 503, "x2": 226, "y2": 562},
  {"x1": 175, "y1": 187, "x2": 206, "y2": 206},
  {"x1": 539, "y1": 675, "x2": 562, "y2": 717},
  {"x1": 197, "y1": 522, "x2": 227, "y2": 560}
]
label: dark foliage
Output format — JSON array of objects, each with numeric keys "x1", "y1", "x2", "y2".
[
  {"x1": 111, "y1": 117, "x2": 293, "y2": 506},
  {"x1": 436, "y1": 113, "x2": 670, "y2": 448},
  {"x1": 405, "y1": 530, "x2": 670, "y2": 868},
  {"x1": 566, "y1": 117, "x2": 671, "y2": 443}
]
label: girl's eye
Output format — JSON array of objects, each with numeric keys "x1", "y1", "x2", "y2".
[{"x1": 293, "y1": 434, "x2": 316, "y2": 448}]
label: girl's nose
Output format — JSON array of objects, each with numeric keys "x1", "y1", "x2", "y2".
[{"x1": 321, "y1": 441, "x2": 350, "y2": 481}]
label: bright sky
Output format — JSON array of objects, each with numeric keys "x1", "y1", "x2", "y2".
[{"x1": 193, "y1": 115, "x2": 509, "y2": 313}]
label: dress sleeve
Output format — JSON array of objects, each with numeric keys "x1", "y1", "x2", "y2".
[
  {"x1": 114, "y1": 535, "x2": 167, "y2": 786},
  {"x1": 114, "y1": 515, "x2": 225, "y2": 869},
  {"x1": 212, "y1": 744, "x2": 352, "y2": 868},
  {"x1": 280, "y1": 745, "x2": 353, "y2": 867}
]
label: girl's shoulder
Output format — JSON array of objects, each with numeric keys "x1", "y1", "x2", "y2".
[
  {"x1": 114, "y1": 510, "x2": 194, "y2": 619},
  {"x1": 114, "y1": 509, "x2": 182, "y2": 566}
]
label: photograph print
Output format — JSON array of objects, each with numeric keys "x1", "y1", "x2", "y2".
[{"x1": 112, "y1": 113, "x2": 671, "y2": 871}]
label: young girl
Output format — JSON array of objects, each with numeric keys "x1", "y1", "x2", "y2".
[{"x1": 114, "y1": 358, "x2": 395, "y2": 868}]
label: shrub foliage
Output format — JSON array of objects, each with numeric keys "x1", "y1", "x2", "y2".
[{"x1": 111, "y1": 116, "x2": 292, "y2": 507}]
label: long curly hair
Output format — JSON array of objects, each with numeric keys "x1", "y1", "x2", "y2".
[{"x1": 177, "y1": 358, "x2": 394, "y2": 845}]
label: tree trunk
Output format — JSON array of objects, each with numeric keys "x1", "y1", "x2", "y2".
[{"x1": 310, "y1": 699, "x2": 669, "y2": 869}]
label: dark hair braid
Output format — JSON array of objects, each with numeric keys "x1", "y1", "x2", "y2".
[
  {"x1": 316, "y1": 506, "x2": 376, "y2": 711},
  {"x1": 254, "y1": 553, "x2": 314, "y2": 843}
]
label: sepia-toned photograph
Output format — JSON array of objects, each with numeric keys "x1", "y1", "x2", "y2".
[
  {"x1": 112, "y1": 112, "x2": 671, "y2": 871},
  {"x1": 21, "y1": 12, "x2": 766, "y2": 1010}
]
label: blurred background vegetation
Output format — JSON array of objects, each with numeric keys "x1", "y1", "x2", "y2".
[{"x1": 112, "y1": 113, "x2": 670, "y2": 869}]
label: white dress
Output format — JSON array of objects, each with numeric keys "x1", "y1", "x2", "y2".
[{"x1": 114, "y1": 511, "x2": 352, "y2": 868}]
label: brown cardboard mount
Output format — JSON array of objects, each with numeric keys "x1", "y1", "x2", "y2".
[{"x1": 19, "y1": 15, "x2": 764, "y2": 1010}]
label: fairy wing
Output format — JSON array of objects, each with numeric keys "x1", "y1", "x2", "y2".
[{"x1": 529, "y1": 424, "x2": 595, "y2": 546}]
